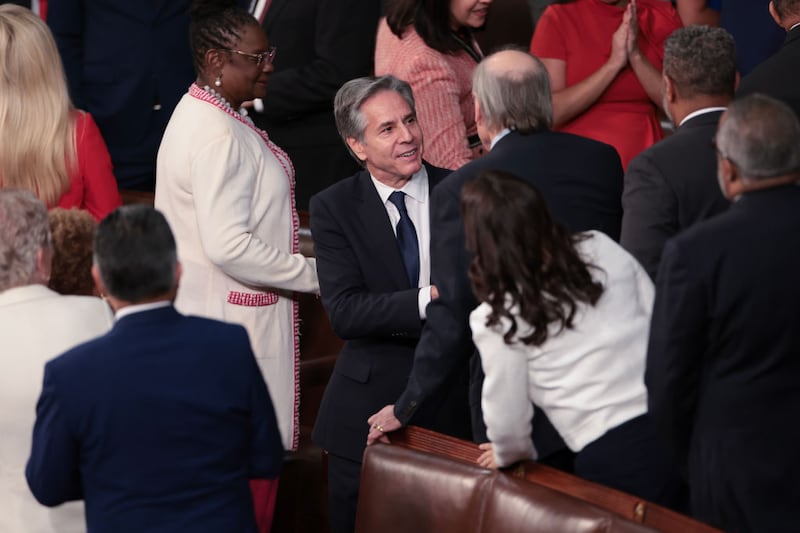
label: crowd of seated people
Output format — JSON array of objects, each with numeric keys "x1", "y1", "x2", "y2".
[{"x1": 3, "y1": 0, "x2": 800, "y2": 532}]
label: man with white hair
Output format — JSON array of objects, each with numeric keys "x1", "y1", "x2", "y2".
[
  {"x1": 646, "y1": 94, "x2": 800, "y2": 532},
  {"x1": 0, "y1": 189, "x2": 112, "y2": 533}
]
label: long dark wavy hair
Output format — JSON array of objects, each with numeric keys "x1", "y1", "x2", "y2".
[{"x1": 462, "y1": 170, "x2": 604, "y2": 346}]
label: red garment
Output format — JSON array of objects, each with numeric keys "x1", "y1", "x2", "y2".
[
  {"x1": 56, "y1": 111, "x2": 121, "y2": 221},
  {"x1": 250, "y1": 478, "x2": 279, "y2": 533},
  {"x1": 530, "y1": 0, "x2": 682, "y2": 169}
]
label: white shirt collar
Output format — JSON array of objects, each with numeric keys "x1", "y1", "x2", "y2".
[
  {"x1": 370, "y1": 166, "x2": 429, "y2": 205},
  {"x1": 790, "y1": 22, "x2": 800, "y2": 31},
  {"x1": 490, "y1": 128, "x2": 512, "y2": 150},
  {"x1": 679, "y1": 107, "x2": 728, "y2": 127},
  {"x1": 115, "y1": 300, "x2": 172, "y2": 321}
]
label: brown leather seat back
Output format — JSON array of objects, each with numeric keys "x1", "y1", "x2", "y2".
[
  {"x1": 356, "y1": 444, "x2": 489, "y2": 532},
  {"x1": 356, "y1": 444, "x2": 657, "y2": 533}
]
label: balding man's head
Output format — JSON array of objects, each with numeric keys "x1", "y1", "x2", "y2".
[{"x1": 472, "y1": 48, "x2": 552, "y2": 134}]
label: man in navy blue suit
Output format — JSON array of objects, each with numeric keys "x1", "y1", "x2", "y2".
[
  {"x1": 26, "y1": 205, "x2": 283, "y2": 533},
  {"x1": 48, "y1": 1, "x2": 196, "y2": 191},
  {"x1": 310, "y1": 75, "x2": 469, "y2": 533}
]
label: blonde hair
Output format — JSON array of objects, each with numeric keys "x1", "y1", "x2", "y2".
[{"x1": 0, "y1": 5, "x2": 76, "y2": 206}]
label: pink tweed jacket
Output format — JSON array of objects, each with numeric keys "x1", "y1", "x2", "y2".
[{"x1": 375, "y1": 18, "x2": 481, "y2": 170}]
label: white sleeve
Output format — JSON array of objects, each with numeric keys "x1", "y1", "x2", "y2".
[
  {"x1": 470, "y1": 304, "x2": 537, "y2": 467},
  {"x1": 190, "y1": 134, "x2": 318, "y2": 293}
]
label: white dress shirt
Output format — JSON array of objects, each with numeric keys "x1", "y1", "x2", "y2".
[{"x1": 371, "y1": 167, "x2": 433, "y2": 318}]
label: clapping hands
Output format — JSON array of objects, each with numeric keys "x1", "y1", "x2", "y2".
[{"x1": 610, "y1": 0, "x2": 640, "y2": 71}]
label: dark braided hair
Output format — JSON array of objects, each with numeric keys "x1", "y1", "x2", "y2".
[
  {"x1": 462, "y1": 170, "x2": 604, "y2": 347},
  {"x1": 189, "y1": 0, "x2": 258, "y2": 74}
]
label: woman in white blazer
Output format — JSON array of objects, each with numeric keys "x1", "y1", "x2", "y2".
[
  {"x1": 155, "y1": 1, "x2": 318, "y2": 451},
  {"x1": 463, "y1": 170, "x2": 681, "y2": 509}
]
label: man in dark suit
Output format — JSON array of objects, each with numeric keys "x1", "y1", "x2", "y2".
[
  {"x1": 646, "y1": 94, "x2": 800, "y2": 532},
  {"x1": 311, "y1": 75, "x2": 468, "y2": 533},
  {"x1": 26, "y1": 205, "x2": 283, "y2": 533},
  {"x1": 48, "y1": 1, "x2": 196, "y2": 191},
  {"x1": 367, "y1": 49, "x2": 623, "y2": 464},
  {"x1": 621, "y1": 26, "x2": 734, "y2": 280},
  {"x1": 737, "y1": 0, "x2": 800, "y2": 117},
  {"x1": 250, "y1": 0, "x2": 381, "y2": 209}
]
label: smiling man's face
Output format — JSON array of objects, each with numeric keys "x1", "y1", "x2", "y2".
[{"x1": 347, "y1": 90, "x2": 424, "y2": 187}]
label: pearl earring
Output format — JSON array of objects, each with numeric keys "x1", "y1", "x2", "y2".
[{"x1": 214, "y1": 75, "x2": 222, "y2": 88}]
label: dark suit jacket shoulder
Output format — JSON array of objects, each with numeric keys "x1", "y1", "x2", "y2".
[
  {"x1": 621, "y1": 110, "x2": 730, "y2": 279},
  {"x1": 738, "y1": 26, "x2": 800, "y2": 117},
  {"x1": 26, "y1": 306, "x2": 282, "y2": 533}
]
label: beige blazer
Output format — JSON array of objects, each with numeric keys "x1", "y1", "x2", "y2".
[
  {"x1": 0, "y1": 285, "x2": 113, "y2": 533},
  {"x1": 155, "y1": 92, "x2": 319, "y2": 450}
]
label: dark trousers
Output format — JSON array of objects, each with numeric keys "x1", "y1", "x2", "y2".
[
  {"x1": 575, "y1": 414, "x2": 684, "y2": 510},
  {"x1": 326, "y1": 452, "x2": 361, "y2": 533}
]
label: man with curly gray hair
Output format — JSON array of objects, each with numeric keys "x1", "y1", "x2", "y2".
[{"x1": 621, "y1": 25, "x2": 736, "y2": 279}]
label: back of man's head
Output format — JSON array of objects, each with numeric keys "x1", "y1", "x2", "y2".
[
  {"x1": 663, "y1": 26, "x2": 737, "y2": 100},
  {"x1": 772, "y1": 0, "x2": 800, "y2": 21},
  {"x1": 472, "y1": 48, "x2": 552, "y2": 133},
  {"x1": 94, "y1": 205, "x2": 178, "y2": 303},
  {"x1": 0, "y1": 189, "x2": 50, "y2": 292},
  {"x1": 717, "y1": 94, "x2": 800, "y2": 180}
]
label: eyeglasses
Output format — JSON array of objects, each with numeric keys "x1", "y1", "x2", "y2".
[{"x1": 226, "y1": 46, "x2": 277, "y2": 67}]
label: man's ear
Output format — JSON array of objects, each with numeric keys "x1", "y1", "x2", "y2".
[
  {"x1": 663, "y1": 74, "x2": 677, "y2": 104},
  {"x1": 91, "y1": 264, "x2": 107, "y2": 297},
  {"x1": 718, "y1": 157, "x2": 744, "y2": 200},
  {"x1": 769, "y1": 1, "x2": 782, "y2": 27},
  {"x1": 36, "y1": 247, "x2": 52, "y2": 284},
  {"x1": 474, "y1": 95, "x2": 484, "y2": 126},
  {"x1": 346, "y1": 137, "x2": 367, "y2": 163}
]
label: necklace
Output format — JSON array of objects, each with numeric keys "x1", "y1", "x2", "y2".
[
  {"x1": 202, "y1": 85, "x2": 252, "y2": 123},
  {"x1": 189, "y1": 82, "x2": 299, "y2": 254}
]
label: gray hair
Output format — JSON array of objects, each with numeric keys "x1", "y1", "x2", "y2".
[
  {"x1": 334, "y1": 75, "x2": 416, "y2": 163},
  {"x1": 0, "y1": 189, "x2": 51, "y2": 291},
  {"x1": 716, "y1": 94, "x2": 800, "y2": 179},
  {"x1": 663, "y1": 26, "x2": 736, "y2": 99},
  {"x1": 472, "y1": 49, "x2": 552, "y2": 133}
]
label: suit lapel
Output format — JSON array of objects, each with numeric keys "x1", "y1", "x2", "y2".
[{"x1": 355, "y1": 172, "x2": 413, "y2": 289}]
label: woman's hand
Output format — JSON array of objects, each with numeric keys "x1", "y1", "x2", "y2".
[
  {"x1": 477, "y1": 442, "x2": 498, "y2": 469},
  {"x1": 609, "y1": 6, "x2": 631, "y2": 71},
  {"x1": 625, "y1": 0, "x2": 640, "y2": 59}
]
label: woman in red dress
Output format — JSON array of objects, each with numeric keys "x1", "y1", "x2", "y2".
[
  {"x1": 531, "y1": 0, "x2": 682, "y2": 169},
  {"x1": 0, "y1": 5, "x2": 120, "y2": 221}
]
